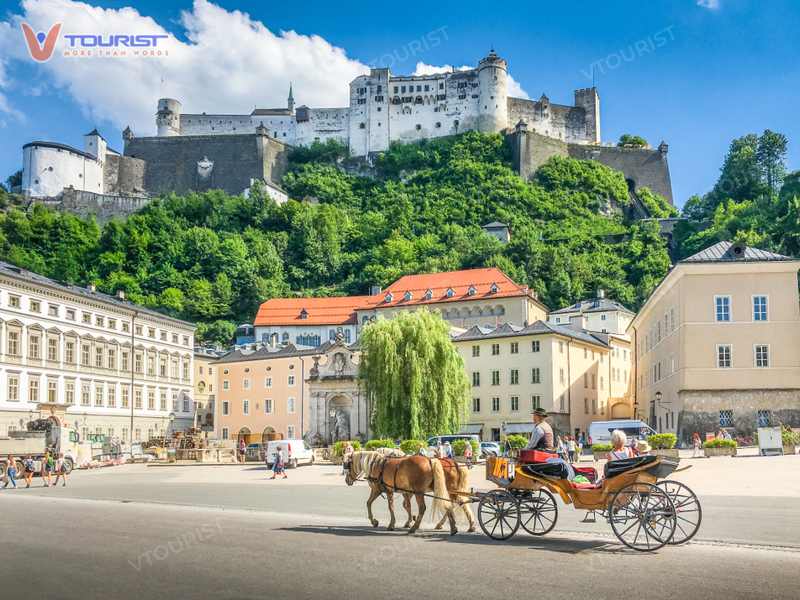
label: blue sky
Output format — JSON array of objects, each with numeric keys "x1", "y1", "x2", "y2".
[{"x1": 1, "y1": 0, "x2": 798, "y2": 206}]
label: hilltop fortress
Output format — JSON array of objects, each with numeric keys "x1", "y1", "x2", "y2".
[{"x1": 19, "y1": 49, "x2": 673, "y2": 222}]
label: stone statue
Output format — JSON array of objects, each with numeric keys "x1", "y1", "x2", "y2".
[
  {"x1": 334, "y1": 330, "x2": 345, "y2": 346},
  {"x1": 312, "y1": 432, "x2": 323, "y2": 448},
  {"x1": 332, "y1": 409, "x2": 350, "y2": 443},
  {"x1": 331, "y1": 352, "x2": 346, "y2": 376}
]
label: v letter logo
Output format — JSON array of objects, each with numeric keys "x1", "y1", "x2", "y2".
[{"x1": 21, "y1": 23, "x2": 62, "y2": 63}]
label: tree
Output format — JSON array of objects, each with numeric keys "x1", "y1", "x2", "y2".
[
  {"x1": 358, "y1": 308, "x2": 471, "y2": 440},
  {"x1": 756, "y1": 130, "x2": 788, "y2": 195},
  {"x1": 618, "y1": 134, "x2": 648, "y2": 147}
]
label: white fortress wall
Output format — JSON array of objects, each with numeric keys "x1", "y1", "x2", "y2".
[
  {"x1": 294, "y1": 107, "x2": 350, "y2": 147},
  {"x1": 22, "y1": 144, "x2": 104, "y2": 198}
]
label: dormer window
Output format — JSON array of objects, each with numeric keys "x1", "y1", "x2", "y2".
[
  {"x1": 468, "y1": 285, "x2": 477, "y2": 297},
  {"x1": 446, "y1": 288, "x2": 455, "y2": 298},
  {"x1": 425, "y1": 289, "x2": 433, "y2": 300},
  {"x1": 300, "y1": 309, "x2": 308, "y2": 319},
  {"x1": 404, "y1": 291, "x2": 413, "y2": 301},
  {"x1": 385, "y1": 292, "x2": 394, "y2": 303},
  {"x1": 490, "y1": 284, "x2": 499, "y2": 294}
]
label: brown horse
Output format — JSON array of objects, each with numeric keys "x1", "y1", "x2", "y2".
[
  {"x1": 345, "y1": 451, "x2": 457, "y2": 534},
  {"x1": 433, "y1": 458, "x2": 476, "y2": 533}
]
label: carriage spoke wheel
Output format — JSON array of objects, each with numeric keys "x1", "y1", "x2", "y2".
[
  {"x1": 519, "y1": 489, "x2": 558, "y2": 536},
  {"x1": 609, "y1": 482, "x2": 676, "y2": 552},
  {"x1": 658, "y1": 480, "x2": 702, "y2": 544},
  {"x1": 478, "y1": 490, "x2": 520, "y2": 541}
]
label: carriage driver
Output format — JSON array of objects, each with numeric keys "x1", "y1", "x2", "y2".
[{"x1": 523, "y1": 408, "x2": 556, "y2": 453}]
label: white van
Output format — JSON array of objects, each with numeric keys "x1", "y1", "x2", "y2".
[
  {"x1": 588, "y1": 420, "x2": 657, "y2": 447},
  {"x1": 266, "y1": 440, "x2": 315, "y2": 469}
]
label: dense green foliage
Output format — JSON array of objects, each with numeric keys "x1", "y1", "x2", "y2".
[
  {"x1": 702, "y1": 438, "x2": 738, "y2": 449},
  {"x1": 591, "y1": 444, "x2": 614, "y2": 453},
  {"x1": 506, "y1": 434, "x2": 529, "y2": 450},
  {"x1": 646, "y1": 433, "x2": 677, "y2": 449},
  {"x1": 332, "y1": 440, "x2": 362, "y2": 455},
  {"x1": 0, "y1": 132, "x2": 673, "y2": 343},
  {"x1": 358, "y1": 309, "x2": 471, "y2": 440},
  {"x1": 400, "y1": 440, "x2": 425, "y2": 455},
  {"x1": 451, "y1": 438, "x2": 480, "y2": 457},
  {"x1": 364, "y1": 439, "x2": 396, "y2": 451},
  {"x1": 618, "y1": 134, "x2": 648, "y2": 147}
]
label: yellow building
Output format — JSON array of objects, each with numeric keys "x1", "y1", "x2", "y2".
[
  {"x1": 453, "y1": 320, "x2": 632, "y2": 442},
  {"x1": 628, "y1": 241, "x2": 800, "y2": 443}
]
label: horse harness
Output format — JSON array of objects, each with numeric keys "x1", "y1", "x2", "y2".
[{"x1": 364, "y1": 455, "x2": 462, "y2": 504}]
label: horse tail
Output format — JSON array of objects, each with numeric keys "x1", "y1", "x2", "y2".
[
  {"x1": 455, "y1": 463, "x2": 474, "y2": 525},
  {"x1": 429, "y1": 459, "x2": 452, "y2": 522}
]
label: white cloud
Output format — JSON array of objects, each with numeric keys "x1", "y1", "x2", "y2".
[
  {"x1": 697, "y1": 0, "x2": 720, "y2": 8},
  {"x1": 412, "y1": 61, "x2": 529, "y2": 99},
  {"x1": 0, "y1": 0, "x2": 369, "y2": 135}
]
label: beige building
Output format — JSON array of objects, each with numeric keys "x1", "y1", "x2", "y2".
[
  {"x1": 453, "y1": 320, "x2": 632, "y2": 442},
  {"x1": 628, "y1": 241, "x2": 800, "y2": 444},
  {"x1": 547, "y1": 290, "x2": 634, "y2": 336},
  {"x1": 193, "y1": 347, "x2": 224, "y2": 434}
]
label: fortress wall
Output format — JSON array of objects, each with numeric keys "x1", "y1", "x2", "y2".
[
  {"x1": 105, "y1": 154, "x2": 146, "y2": 195},
  {"x1": 38, "y1": 189, "x2": 150, "y2": 225},
  {"x1": 295, "y1": 108, "x2": 350, "y2": 148},
  {"x1": 507, "y1": 98, "x2": 588, "y2": 142}
]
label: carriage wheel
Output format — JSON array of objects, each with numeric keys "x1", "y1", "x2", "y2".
[
  {"x1": 519, "y1": 489, "x2": 558, "y2": 536},
  {"x1": 658, "y1": 480, "x2": 702, "y2": 544},
  {"x1": 609, "y1": 482, "x2": 676, "y2": 552},
  {"x1": 478, "y1": 490, "x2": 520, "y2": 541}
]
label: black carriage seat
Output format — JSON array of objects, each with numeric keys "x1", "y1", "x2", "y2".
[
  {"x1": 603, "y1": 455, "x2": 660, "y2": 480},
  {"x1": 520, "y1": 462, "x2": 570, "y2": 480}
]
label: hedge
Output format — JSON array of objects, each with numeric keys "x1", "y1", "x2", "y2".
[
  {"x1": 591, "y1": 444, "x2": 613, "y2": 453},
  {"x1": 400, "y1": 440, "x2": 425, "y2": 455},
  {"x1": 647, "y1": 433, "x2": 677, "y2": 450},
  {"x1": 332, "y1": 440, "x2": 362, "y2": 456},
  {"x1": 702, "y1": 438, "x2": 738, "y2": 449},
  {"x1": 365, "y1": 439, "x2": 396, "y2": 451},
  {"x1": 506, "y1": 435, "x2": 529, "y2": 450},
  {"x1": 451, "y1": 439, "x2": 480, "y2": 457}
]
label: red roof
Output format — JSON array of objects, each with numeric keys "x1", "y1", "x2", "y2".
[
  {"x1": 254, "y1": 296, "x2": 369, "y2": 326},
  {"x1": 368, "y1": 267, "x2": 536, "y2": 308}
]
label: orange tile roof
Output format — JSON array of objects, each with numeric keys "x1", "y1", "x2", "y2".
[
  {"x1": 254, "y1": 296, "x2": 370, "y2": 326},
  {"x1": 367, "y1": 267, "x2": 539, "y2": 308}
]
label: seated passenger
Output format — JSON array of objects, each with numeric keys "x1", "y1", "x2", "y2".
[
  {"x1": 605, "y1": 429, "x2": 634, "y2": 461},
  {"x1": 635, "y1": 439, "x2": 652, "y2": 456}
]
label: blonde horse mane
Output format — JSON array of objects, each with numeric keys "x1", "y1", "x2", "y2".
[
  {"x1": 350, "y1": 451, "x2": 384, "y2": 479},
  {"x1": 375, "y1": 447, "x2": 405, "y2": 457}
]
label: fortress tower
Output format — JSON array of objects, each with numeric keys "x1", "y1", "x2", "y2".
[
  {"x1": 287, "y1": 83, "x2": 294, "y2": 114},
  {"x1": 156, "y1": 98, "x2": 181, "y2": 137},
  {"x1": 477, "y1": 47, "x2": 508, "y2": 134},
  {"x1": 574, "y1": 88, "x2": 600, "y2": 142}
]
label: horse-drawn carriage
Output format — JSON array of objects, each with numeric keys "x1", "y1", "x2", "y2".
[{"x1": 470, "y1": 451, "x2": 701, "y2": 551}]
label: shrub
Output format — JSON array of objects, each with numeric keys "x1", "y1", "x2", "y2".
[
  {"x1": 365, "y1": 439, "x2": 396, "y2": 451},
  {"x1": 451, "y1": 439, "x2": 480, "y2": 457},
  {"x1": 783, "y1": 430, "x2": 799, "y2": 445},
  {"x1": 400, "y1": 440, "x2": 425, "y2": 456},
  {"x1": 591, "y1": 444, "x2": 613, "y2": 453},
  {"x1": 702, "y1": 438, "x2": 738, "y2": 449},
  {"x1": 647, "y1": 433, "x2": 677, "y2": 450},
  {"x1": 332, "y1": 440, "x2": 362, "y2": 456},
  {"x1": 506, "y1": 435, "x2": 529, "y2": 450}
]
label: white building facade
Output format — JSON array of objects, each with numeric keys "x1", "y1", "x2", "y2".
[
  {"x1": 547, "y1": 292, "x2": 634, "y2": 336},
  {"x1": 0, "y1": 262, "x2": 197, "y2": 442}
]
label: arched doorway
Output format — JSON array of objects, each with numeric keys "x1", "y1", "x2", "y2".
[
  {"x1": 237, "y1": 427, "x2": 252, "y2": 444},
  {"x1": 262, "y1": 426, "x2": 278, "y2": 442}
]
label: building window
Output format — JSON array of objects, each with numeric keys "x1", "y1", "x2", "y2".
[
  {"x1": 134, "y1": 389, "x2": 142, "y2": 409},
  {"x1": 147, "y1": 356, "x2": 155, "y2": 375},
  {"x1": 757, "y1": 410, "x2": 770, "y2": 427},
  {"x1": 591, "y1": 374, "x2": 596, "y2": 389},
  {"x1": 510, "y1": 396, "x2": 519, "y2": 412},
  {"x1": 599, "y1": 376, "x2": 604, "y2": 391},
  {"x1": 531, "y1": 368, "x2": 540, "y2": 384},
  {"x1": 510, "y1": 369, "x2": 519, "y2": 385},
  {"x1": 29, "y1": 334, "x2": 40, "y2": 359},
  {"x1": 491, "y1": 344, "x2": 499, "y2": 356},
  {"x1": 159, "y1": 358, "x2": 167, "y2": 377},
  {"x1": 122, "y1": 322, "x2": 129, "y2": 332},
  {"x1": 287, "y1": 397, "x2": 296, "y2": 413},
  {"x1": 584, "y1": 398, "x2": 589, "y2": 414},
  {"x1": 95, "y1": 386, "x2": 103, "y2": 407},
  {"x1": 243, "y1": 378, "x2": 251, "y2": 390},
  {"x1": 182, "y1": 399, "x2": 189, "y2": 412},
  {"x1": 135, "y1": 354, "x2": 142, "y2": 373},
  {"x1": 95, "y1": 316, "x2": 104, "y2": 327},
  {"x1": 222, "y1": 380, "x2": 229, "y2": 391},
  {"x1": 264, "y1": 399, "x2": 273, "y2": 413},
  {"x1": 147, "y1": 390, "x2": 155, "y2": 410},
  {"x1": 243, "y1": 400, "x2": 250, "y2": 415},
  {"x1": 288, "y1": 375, "x2": 296, "y2": 386},
  {"x1": 148, "y1": 328, "x2": 155, "y2": 339},
  {"x1": 471, "y1": 397, "x2": 481, "y2": 412},
  {"x1": 222, "y1": 402, "x2": 230, "y2": 416},
  {"x1": 715, "y1": 296, "x2": 731, "y2": 322},
  {"x1": 755, "y1": 344, "x2": 769, "y2": 368},
  {"x1": 121, "y1": 389, "x2": 129, "y2": 408},
  {"x1": 265, "y1": 377, "x2": 272, "y2": 388},
  {"x1": 472, "y1": 345, "x2": 480, "y2": 357},
  {"x1": 8, "y1": 377, "x2": 18, "y2": 401},
  {"x1": 472, "y1": 372, "x2": 481, "y2": 387},
  {"x1": 172, "y1": 333, "x2": 178, "y2": 343},
  {"x1": 532, "y1": 340, "x2": 540, "y2": 352},
  {"x1": 30, "y1": 300, "x2": 41, "y2": 312},
  {"x1": 559, "y1": 341, "x2": 564, "y2": 353},
  {"x1": 94, "y1": 347, "x2": 104, "y2": 368},
  {"x1": 7, "y1": 331, "x2": 18, "y2": 355},
  {"x1": 560, "y1": 369, "x2": 566, "y2": 384},
  {"x1": 670, "y1": 307, "x2": 675, "y2": 332},
  {"x1": 491, "y1": 397, "x2": 500, "y2": 412},
  {"x1": 171, "y1": 360, "x2": 178, "y2": 378},
  {"x1": 108, "y1": 388, "x2": 116, "y2": 408},
  {"x1": 753, "y1": 296, "x2": 768, "y2": 321},
  {"x1": 65, "y1": 382, "x2": 74, "y2": 404},
  {"x1": 287, "y1": 425, "x2": 296, "y2": 439},
  {"x1": 107, "y1": 349, "x2": 116, "y2": 370},
  {"x1": 717, "y1": 345, "x2": 732, "y2": 368},
  {"x1": 160, "y1": 391, "x2": 167, "y2": 411},
  {"x1": 47, "y1": 338, "x2": 58, "y2": 361},
  {"x1": 183, "y1": 362, "x2": 189, "y2": 380},
  {"x1": 82, "y1": 385, "x2": 91, "y2": 406},
  {"x1": 592, "y1": 399, "x2": 597, "y2": 414},
  {"x1": 719, "y1": 410, "x2": 732, "y2": 427},
  {"x1": 221, "y1": 427, "x2": 229, "y2": 440},
  {"x1": 510, "y1": 342, "x2": 519, "y2": 354},
  {"x1": 491, "y1": 370, "x2": 500, "y2": 386},
  {"x1": 8, "y1": 295, "x2": 19, "y2": 308},
  {"x1": 583, "y1": 348, "x2": 588, "y2": 359},
  {"x1": 135, "y1": 325, "x2": 143, "y2": 336}
]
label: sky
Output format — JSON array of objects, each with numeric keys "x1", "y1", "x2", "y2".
[{"x1": 0, "y1": 0, "x2": 798, "y2": 207}]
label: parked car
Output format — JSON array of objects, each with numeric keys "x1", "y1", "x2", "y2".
[
  {"x1": 424, "y1": 434, "x2": 481, "y2": 457},
  {"x1": 480, "y1": 441, "x2": 501, "y2": 458},
  {"x1": 588, "y1": 420, "x2": 657, "y2": 447},
  {"x1": 265, "y1": 440, "x2": 315, "y2": 469},
  {"x1": 245, "y1": 443, "x2": 266, "y2": 461}
]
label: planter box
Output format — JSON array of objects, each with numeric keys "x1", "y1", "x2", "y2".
[
  {"x1": 592, "y1": 451, "x2": 607, "y2": 461},
  {"x1": 331, "y1": 455, "x2": 343, "y2": 465},
  {"x1": 651, "y1": 449, "x2": 679, "y2": 457},
  {"x1": 704, "y1": 447, "x2": 737, "y2": 457},
  {"x1": 783, "y1": 445, "x2": 796, "y2": 455}
]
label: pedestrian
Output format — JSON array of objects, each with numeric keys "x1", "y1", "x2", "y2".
[
  {"x1": 723, "y1": 430, "x2": 732, "y2": 441},
  {"x1": 53, "y1": 453, "x2": 68, "y2": 487},
  {"x1": 238, "y1": 439, "x2": 246, "y2": 463},
  {"x1": 464, "y1": 441, "x2": 472, "y2": 466},
  {"x1": 443, "y1": 441, "x2": 454, "y2": 459},
  {"x1": 42, "y1": 451, "x2": 53, "y2": 487},
  {"x1": 417, "y1": 442, "x2": 428, "y2": 457},
  {"x1": 22, "y1": 454, "x2": 35, "y2": 488},
  {"x1": 567, "y1": 437, "x2": 577, "y2": 463},
  {"x1": 341, "y1": 441, "x2": 353, "y2": 476},
  {"x1": 577, "y1": 433, "x2": 584, "y2": 454},
  {"x1": 270, "y1": 445, "x2": 287, "y2": 479},
  {"x1": 2, "y1": 454, "x2": 16, "y2": 489},
  {"x1": 556, "y1": 436, "x2": 566, "y2": 461},
  {"x1": 691, "y1": 433, "x2": 702, "y2": 458},
  {"x1": 502, "y1": 436, "x2": 512, "y2": 458},
  {"x1": 435, "y1": 441, "x2": 443, "y2": 459}
]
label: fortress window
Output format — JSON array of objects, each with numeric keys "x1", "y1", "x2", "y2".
[
  {"x1": 415, "y1": 124, "x2": 421, "y2": 130},
  {"x1": 459, "y1": 95, "x2": 467, "y2": 100},
  {"x1": 359, "y1": 123, "x2": 366, "y2": 129},
  {"x1": 439, "y1": 83, "x2": 444, "y2": 89},
  {"x1": 34, "y1": 179, "x2": 39, "y2": 184},
  {"x1": 424, "y1": 85, "x2": 429, "y2": 91},
  {"x1": 375, "y1": 96, "x2": 384, "y2": 102},
  {"x1": 377, "y1": 85, "x2": 382, "y2": 93},
  {"x1": 434, "y1": 108, "x2": 438, "y2": 112},
  {"x1": 377, "y1": 107, "x2": 381, "y2": 112},
  {"x1": 417, "y1": 86, "x2": 421, "y2": 92},
  {"x1": 472, "y1": 94, "x2": 478, "y2": 99},
  {"x1": 401, "y1": 86, "x2": 406, "y2": 93},
  {"x1": 394, "y1": 86, "x2": 398, "y2": 93},
  {"x1": 454, "y1": 120, "x2": 459, "y2": 127},
  {"x1": 283, "y1": 133, "x2": 286, "y2": 137},
  {"x1": 78, "y1": 174, "x2": 82, "y2": 178},
  {"x1": 357, "y1": 99, "x2": 366, "y2": 105},
  {"x1": 48, "y1": 166, "x2": 53, "y2": 171},
  {"x1": 435, "y1": 122, "x2": 441, "y2": 128}
]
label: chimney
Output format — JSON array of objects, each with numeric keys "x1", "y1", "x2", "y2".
[
  {"x1": 271, "y1": 334, "x2": 277, "y2": 348},
  {"x1": 597, "y1": 289, "x2": 605, "y2": 299},
  {"x1": 370, "y1": 285, "x2": 382, "y2": 296},
  {"x1": 116, "y1": 290, "x2": 125, "y2": 300},
  {"x1": 88, "y1": 284, "x2": 96, "y2": 292}
]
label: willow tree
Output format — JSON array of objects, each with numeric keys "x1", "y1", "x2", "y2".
[{"x1": 358, "y1": 308, "x2": 471, "y2": 440}]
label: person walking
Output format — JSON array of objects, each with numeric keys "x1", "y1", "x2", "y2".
[
  {"x1": 341, "y1": 441, "x2": 353, "y2": 476},
  {"x1": 556, "y1": 436, "x2": 566, "y2": 461},
  {"x1": 502, "y1": 436, "x2": 512, "y2": 458},
  {"x1": 691, "y1": 433, "x2": 702, "y2": 458},
  {"x1": 42, "y1": 451, "x2": 53, "y2": 487},
  {"x1": 271, "y1": 445, "x2": 287, "y2": 479},
  {"x1": 22, "y1": 454, "x2": 35, "y2": 488},
  {"x1": 417, "y1": 442, "x2": 428, "y2": 457},
  {"x1": 464, "y1": 441, "x2": 473, "y2": 466},
  {"x1": 567, "y1": 437, "x2": 577, "y2": 463},
  {"x1": 434, "y1": 441, "x2": 443, "y2": 459},
  {"x1": 53, "y1": 453, "x2": 68, "y2": 487},
  {"x1": 3, "y1": 454, "x2": 17, "y2": 489},
  {"x1": 443, "y1": 442, "x2": 454, "y2": 459},
  {"x1": 238, "y1": 439, "x2": 247, "y2": 463},
  {"x1": 577, "y1": 433, "x2": 584, "y2": 458}
]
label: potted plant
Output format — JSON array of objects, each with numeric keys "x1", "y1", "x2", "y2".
[
  {"x1": 702, "y1": 437, "x2": 738, "y2": 457},
  {"x1": 591, "y1": 444, "x2": 613, "y2": 461},
  {"x1": 505, "y1": 434, "x2": 528, "y2": 458},
  {"x1": 782, "y1": 429, "x2": 798, "y2": 455},
  {"x1": 451, "y1": 439, "x2": 480, "y2": 463},
  {"x1": 331, "y1": 440, "x2": 362, "y2": 463},
  {"x1": 647, "y1": 433, "x2": 679, "y2": 457}
]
